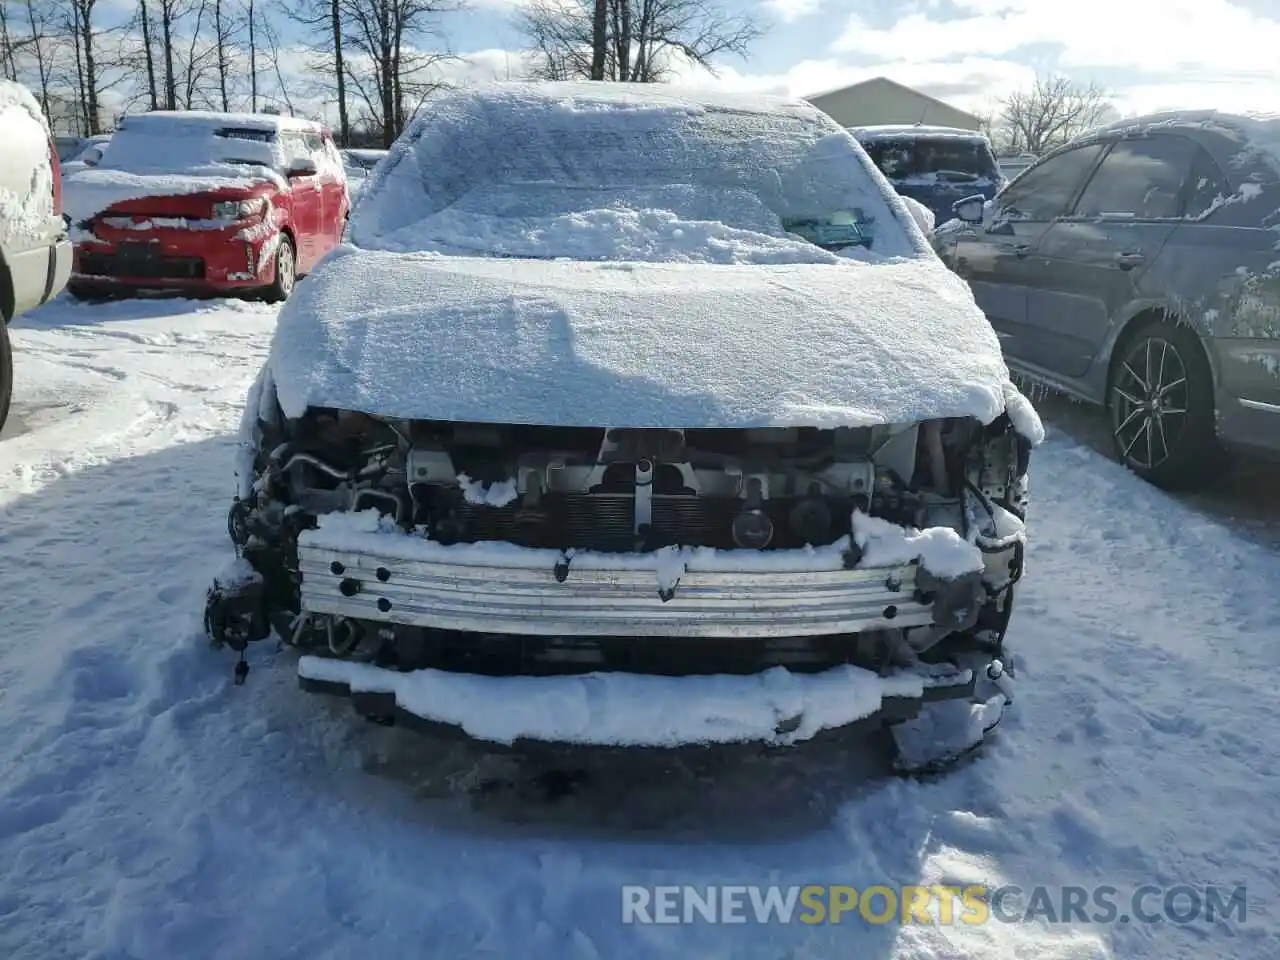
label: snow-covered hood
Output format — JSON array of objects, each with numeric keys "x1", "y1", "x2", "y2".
[
  {"x1": 62, "y1": 166, "x2": 276, "y2": 226},
  {"x1": 267, "y1": 245, "x2": 1042, "y2": 438}
]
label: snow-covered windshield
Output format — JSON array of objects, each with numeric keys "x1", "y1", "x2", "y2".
[
  {"x1": 97, "y1": 121, "x2": 281, "y2": 177},
  {"x1": 349, "y1": 84, "x2": 921, "y2": 262}
]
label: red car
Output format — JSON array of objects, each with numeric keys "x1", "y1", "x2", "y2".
[{"x1": 63, "y1": 111, "x2": 349, "y2": 302}]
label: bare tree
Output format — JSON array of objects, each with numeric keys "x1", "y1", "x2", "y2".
[
  {"x1": 283, "y1": 0, "x2": 350, "y2": 143},
  {"x1": 339, "y1": 0, "x2": 460, "y2": 147},
  {"x1": 155, "y1": 0, "x2": 179, "y2": 108},
  {"x1": 999, "y1": 75, "x2": 1115, "y2": 154},
  {"x1": 65, "y1": 0, "x2": 103, "y2": 132},
  {"x1": 329, "y1": 0, "x2": 346, "y2": 139},
  {"x1": 245, "y1": 0, "x2": 256, "y2": 109},
  {"x1": 179, "y1": 0, "x2": 212, "y2": 108},
  {"x1": 212, "y1": 0, "x2": 236, "y2": 110},
  {"x1": 589, "y1": 0, "x2": 605, "y2": 79},
  {"x1": 519, "y1": 0, "x2": 761, "y2": 83},
  {"x1": 1, "y1": 3, "x2": 19, "y2": 80},
  {"x1": 19, "y1": 0, "x2": 59, "y2": 116},
  {"x1": 138, "y1": 0, "x2": 159, "y2": 108},
  {"x1": 258, "y1": 12, "x2": 293, "y2": 115}
]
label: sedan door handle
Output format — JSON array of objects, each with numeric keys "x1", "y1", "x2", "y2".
[
  {"x1": 1012, "y1": 243, "x2": 1032, "y2": 259},
  {"x1": 1115, "y1": 251, "x2": 1145, "y2": 270}
]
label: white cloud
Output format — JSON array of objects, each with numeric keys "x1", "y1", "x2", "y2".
[
  {"x1": 654, "y1": 53, "x2": 1035, "y2": 116},
  {"x1": 761, "y1": 0, "x2": 823, "y2": 25},
  {"x1": 819, "y1": 0, "x2": 1280, "y2": 119},
  {"x1": 834, "y1": 0, "x2": 1280, "y2": 76}
]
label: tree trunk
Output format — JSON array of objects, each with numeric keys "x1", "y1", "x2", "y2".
[
  {"x1": 617, "y1": 0, "x2": 631, "y2": 80},
  {"x1": 380, "y1": 62, "x2": 394, "y2": 145},
  {"x1": 139, "y1": 0, "x2": 159, "y2": 109},
  {"x1": 590, "y1": 0, "x2": 607, "y2": 80},
  {"x1": 0, "y1": 6, "x2": 17, "y2": 82},
  {"x1": 161, "y1": 1, "x2": 176, "y2": 110},
  {"x1": 24, "y1": 1, "x2": 55, "y2": 119},
  {"x1": 330, "y1": 0, "x2": 348, "y2": 143},
  {"x1": 79, "y1": 2, "x2": 101, "y2": 133},
  {"x1": 248, "y1": 0, "x2": 257, "y2": 110},
  {"x1": 214, "y1": 0, "x2": 229, "y2": 110}
]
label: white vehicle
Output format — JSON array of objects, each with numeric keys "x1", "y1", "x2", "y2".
[
  {"x1": 207, "y1": 83, "x2": 1043, "y2": 772},
  {"x1": 0, "y1": 81, "x2": 73, "y2": 430}
]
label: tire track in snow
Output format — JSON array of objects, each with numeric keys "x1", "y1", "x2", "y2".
[{"x1": 2, "y1": 300, "x2": 277, "y2": 502}]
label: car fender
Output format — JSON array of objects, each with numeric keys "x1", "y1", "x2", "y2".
[{"x1": 1090, "y1": 299, "x2": 1222, "y2": 401}]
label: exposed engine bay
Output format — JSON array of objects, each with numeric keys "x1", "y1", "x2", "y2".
[
  {"x1": 242, "y1": 412, "x2": 1026, "y2": 551},
  {"x1": 210, "y1": 396, "x2": 1030, "y2": 692}
]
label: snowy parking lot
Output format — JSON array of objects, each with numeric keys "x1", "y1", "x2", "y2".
[{"x1": 2, "y1": 294, "x2": 1278, "y2": 959}]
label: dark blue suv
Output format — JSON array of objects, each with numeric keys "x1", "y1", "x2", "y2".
[{"x1": 852, "y1": 124, "x2": 1004, "y2": 225}]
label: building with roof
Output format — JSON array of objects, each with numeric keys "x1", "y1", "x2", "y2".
[{"x1": 804, "y1": 77, "x2": 982, "y2": 132}]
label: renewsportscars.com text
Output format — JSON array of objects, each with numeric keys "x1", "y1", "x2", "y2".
[{"x1": 621, "y1": 884, "x2": 1247, "y2": 926}]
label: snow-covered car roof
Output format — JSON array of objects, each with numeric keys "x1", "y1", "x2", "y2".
[
  {"x1": 266, "y1": 82, "x2": 1042, "y2": 440},
  {"x1": 852, "y1": 124, "x2": 989, "y2": 141},
  {"x1": 1083, "y1": 109, "x2": 1280, "y2": 178},
  {"x1": 115, "y1": 109, "x2": 325, "y2": 134}
]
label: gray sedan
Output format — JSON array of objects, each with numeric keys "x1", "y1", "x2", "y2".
[{"x1": 932, "y1": 110, "x2": 1280, "y2": 489}]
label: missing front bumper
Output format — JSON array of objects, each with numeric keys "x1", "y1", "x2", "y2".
[
  {"x1": 296, "y1": 530, "x2": 938, "y2": 638},
  {"x1": 297, "y1": 656, "x2": 979, "y2": 747}
]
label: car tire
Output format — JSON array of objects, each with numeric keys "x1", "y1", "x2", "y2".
[
  {"x1": 263, "y1": 235, "x2": 296, "y2": 304},
  {"x1": 1106, "y1": 319, "x2": 1226, "y2": 490},
  {"x1": 0, "y1": 321, "x2": 12, "y2": 434}
]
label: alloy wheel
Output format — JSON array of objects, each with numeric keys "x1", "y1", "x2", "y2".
[
  {"x1": 277, "y1": 241, "x2": 296, "y2": 297},
  {"x1": 1110, "y1": 336, "x2": 1190, "y2": 471}
]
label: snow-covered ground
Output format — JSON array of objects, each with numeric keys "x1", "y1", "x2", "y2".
[{"x1": 1, "y1": 295, "x2": 1277, "y2": 960}]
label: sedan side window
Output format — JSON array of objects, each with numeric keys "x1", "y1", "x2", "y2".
[
  {"x1": 996, "y1": 144, "x2": 1105, "y2": 221},
  {"x1": 1183, "y1": 147, "x2": 1230, "y2": 219},
  {"x1": 1071, "y1": 136, "x2": 1198, "y2": 220}
]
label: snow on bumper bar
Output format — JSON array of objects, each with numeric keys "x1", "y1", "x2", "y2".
[
  {"x1": 296, "y1": 530, "x2": 938, "y2": 638},
  {"x1": 296, "y1": 657, "x2": 976, "y2": 747}
]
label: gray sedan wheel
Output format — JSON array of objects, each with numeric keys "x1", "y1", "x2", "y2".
[{"x1": 1108, "y1": 320, "x2": 1225, "y2": 490}]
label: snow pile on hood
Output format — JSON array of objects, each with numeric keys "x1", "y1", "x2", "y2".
[
  {"x1": 350, "y1": 81, "x2": 928, "y2": 262},
  {"x1": 0, "y1": 81, "x2": 56, "y2": 247},
  {"x1": 268, "y1": 245, "x2": 1041, "y2": 436},
  {"x1": 62, "y1": 112, "x2": 291, "y2": 225},
  {"x1": 377, "y1": 184, "x2": 869, "y2": 265}
]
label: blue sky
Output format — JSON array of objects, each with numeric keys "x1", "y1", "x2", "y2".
[{"x1": 433, "y1": 0, "x2": 1280, "y2": 118}]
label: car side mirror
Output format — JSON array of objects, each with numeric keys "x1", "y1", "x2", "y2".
[
  {"x1": 952, "y1": 195, "x2": 986, "y2": 224},
  {"x1": 287, "y1": 157, "x2": 318, "y2": 178}
]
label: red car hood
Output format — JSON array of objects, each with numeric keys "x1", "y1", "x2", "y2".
[{"x1": 63, "y1": 166, "x2": 275, "y2": 225}]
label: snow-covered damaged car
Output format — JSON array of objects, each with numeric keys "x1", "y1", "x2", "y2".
[{"x1": 207, "y1": 83, "x2": 1044, "y2": 773}]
